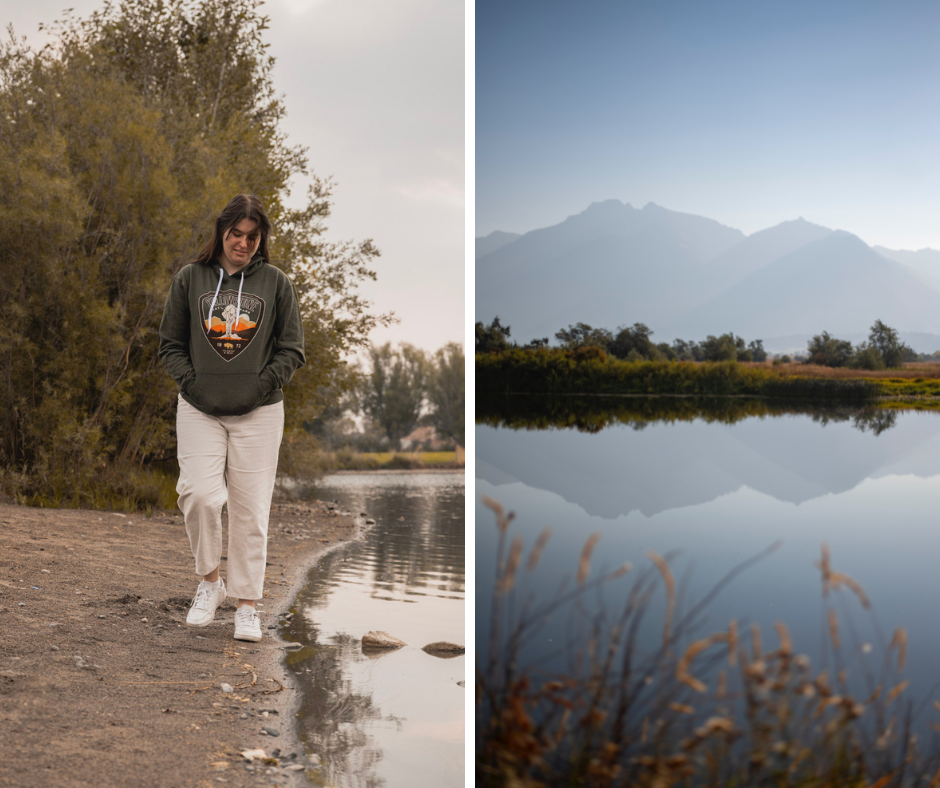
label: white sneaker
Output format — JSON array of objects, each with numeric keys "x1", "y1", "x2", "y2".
[
  {"x1": 234, "y1": 604, "x2": 262, "y2": 642},
  {"x1": 186, "y1": 578, "x2": 227, "y2": 627}
]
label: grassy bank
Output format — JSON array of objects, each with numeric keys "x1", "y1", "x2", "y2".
[
  {"x1": 316, "y1": 449, "x2": 462, "y2": 471},
  {"x1": 477, "y1": 349, "x2": 940, "y2": 400},
  {"x1": 0, "y1": 463, "x2": 179, "y2": 513}
]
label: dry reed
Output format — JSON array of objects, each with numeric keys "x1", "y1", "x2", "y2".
[{"x1": 477, "y1": 507, "x2": 940, "y2": 787}]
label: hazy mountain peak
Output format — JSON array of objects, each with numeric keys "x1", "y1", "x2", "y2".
[
  {"x1": 575, "y1": 199, "x2": 635, "y2": 219},
  {"x1": 475, "y1": 230, "x2": 522, "y2": 259}
]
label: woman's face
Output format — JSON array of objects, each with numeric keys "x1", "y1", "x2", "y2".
[{"x1": 219, "y1": 218, "x2": 261, "y2": 274}]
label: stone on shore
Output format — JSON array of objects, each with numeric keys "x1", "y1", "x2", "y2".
[
  {"x1": 361, "y1": 631, "x2": 406, "y2": 650},
  {"x1": 421, "y1": 642, "x2": 465, "y2": 658}
]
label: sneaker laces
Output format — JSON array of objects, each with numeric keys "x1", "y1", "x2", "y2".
[
  {"x1": 235, "y1": 606, "x2": 258, "y2": 626},
  {"x1": 191, "y1": 583, "x2": 215, "y2": 611}
]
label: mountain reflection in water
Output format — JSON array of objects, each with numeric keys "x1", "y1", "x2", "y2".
[
  {"x1": 476, "y1": 397, "x2": 940, "y2": 734},
  {"x1": 286, "y1": 472, "x2": 464, "y2": 788}
]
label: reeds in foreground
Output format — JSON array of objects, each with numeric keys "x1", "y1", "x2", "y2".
[{"x1": 476, "y1": 498, "x2": 940, "y2": 787}]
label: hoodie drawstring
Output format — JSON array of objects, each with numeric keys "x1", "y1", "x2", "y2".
[
  {"x1": 205, "y1": 268, "x2": 245, "y2": 337},
  {"x1": 206, "y1": 267, "x2": 224, "y2": 334},
  {"x1": 236, "y1": 271, "x2": 244, "y2": 332}
]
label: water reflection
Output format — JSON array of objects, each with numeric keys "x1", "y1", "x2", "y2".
[
  {"x1": 476, "y1": 400, "x2": 940, "y2": 735},
  {"x1": 287, "y1": 472, "x2": 465, "y2": 788},
  {"x1": 477, "y1": 393, "x2": 903, "y2": 435},
  {"x1": 478, "y1": 399, "x2": 939, "y2": 517}
]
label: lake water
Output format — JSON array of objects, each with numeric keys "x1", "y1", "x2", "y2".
[
  {"x1": 285, "y1": 471, "x2": 465, "y2": 788},
  {"x1": 477, "y1": 397, "x2": 940, "y2": 728}
]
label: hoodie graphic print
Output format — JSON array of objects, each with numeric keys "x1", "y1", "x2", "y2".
[{"x1": 200, "y1": 289, "x2": 266, "y2": 361}]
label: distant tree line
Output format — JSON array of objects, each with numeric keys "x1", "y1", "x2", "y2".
[
  {"x1": 311, "y1": 342, "x2": 465, "y2": 453},
  {"x1": 477, "y1": 317, "x2": 916, "y2": 371},
  {"x1": 475, "y1": 319, "x2": 766, "y2": 362}
]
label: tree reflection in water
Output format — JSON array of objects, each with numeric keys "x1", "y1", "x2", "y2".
[{"x1": 477, "y1": 393, "x2": 904, "y2": 436}]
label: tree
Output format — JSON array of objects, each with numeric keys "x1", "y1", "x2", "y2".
[
  {"x1": 359, "y1": 344, "x2": 429, "y2": 451},
  {"x1": 806, "y1": 332, "x2": 854, "y2": 367},
  {"x1": 475, "y1": 317, "x2": 512, "y2": 353},
  {"x1": 748, "y1": 340, "x2": 768, "y2": 363},
  {"x1": 525, "y1": 337, "x2": 550, "y2": 349},
  {"x1": 0, "y1": 0, "x2": 390, "y2": 505},
  {"x1": 555, "y1": 323, "x2": 613, "y2": 352},
  {"x1": 852, "y1": 343, "x2": 885, "y2": 371},
  {"x1": 700, "y1": 334, "x2": 739, "y2": 362},
  {"x1": 426, "y1": 343, "x2": 465, "y2": 447},
  {"x1": 610, "y1": 323, "x2": 657, "y2": 360},
  {"x1": 867, "y1": 320, "x2": 910, "y2": 369}
]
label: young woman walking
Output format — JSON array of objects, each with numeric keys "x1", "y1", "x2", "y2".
[{"x1": 159, "y1": 194, "x2": 305, "y2": 641}]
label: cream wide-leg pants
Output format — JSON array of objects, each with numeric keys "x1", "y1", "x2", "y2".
[{"x1": 175, "y1": 395, "x2": 284, "y2": 600}]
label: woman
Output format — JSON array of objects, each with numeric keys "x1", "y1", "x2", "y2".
[{"x1": 158, "y1": 194, "x2": 305, "y2": 641}]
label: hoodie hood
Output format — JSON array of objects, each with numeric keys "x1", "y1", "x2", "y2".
[{"x1": 206, "y1": 252, "x2": 268, "y2": 279}]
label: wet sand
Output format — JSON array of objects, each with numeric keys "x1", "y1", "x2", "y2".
[{"x1": 0, "y1": 499, "x2": 363, "y2": 788}]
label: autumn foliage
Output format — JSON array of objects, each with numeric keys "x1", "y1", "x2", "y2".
[{"x1": 0, "y1": 0, "x2": 388, "y2": 508}]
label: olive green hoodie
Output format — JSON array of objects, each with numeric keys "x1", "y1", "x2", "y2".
[{"x1": 158, "y1": 254, "x2": 305, "y2": 416}]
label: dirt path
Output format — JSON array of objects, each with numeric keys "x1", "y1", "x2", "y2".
[{"x1": 0, "y1": 499, "x2": 363, "y2": 787}]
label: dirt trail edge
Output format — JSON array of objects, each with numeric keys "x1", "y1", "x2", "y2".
[{"x1": 0, "y1": 498, "x2": 364, "y2": 788}]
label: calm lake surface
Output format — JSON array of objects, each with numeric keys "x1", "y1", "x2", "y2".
[
  {"x1": 477, "y1": 398, "x2": 940, "y2": 725},
  {"x1": 286, "y1": 471, "x2": 465, "y2": 788}
]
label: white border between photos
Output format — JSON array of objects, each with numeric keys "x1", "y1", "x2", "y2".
[{"x1": 464, "y1": 0, "x2": 475, "y2": 785}]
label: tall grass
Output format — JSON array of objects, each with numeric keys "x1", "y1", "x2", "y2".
[
  {"x1": 477, "y1": 498, "x2": 940, "y2": 787},
  {"x1": 0, "y1": 462, "x2": 178, "y2": 513},
  {"x1": 477, "y1": 350, "x2": 940, "y2": 400}
]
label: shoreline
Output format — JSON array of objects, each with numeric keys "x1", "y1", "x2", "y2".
[
  {"x1": 0, "y1": 497, "x2": 366, "y2": 787},
  {"x1": 325, "y1": 467, "x2": 464, "y2": 475}
]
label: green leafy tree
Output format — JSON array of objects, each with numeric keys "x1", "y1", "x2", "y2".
[
  {"x1": 426, "y1": 343, "x2": 465, "y2": 447},
  {"x1": 610, "y1": 323, "x2": 657, "y2": 360},
  {"x1": 748, "y1": 339, "x2": 768, "y2": 363},
  {"x1": 555, "y1": 323, "x2": 613, "y2": 352},
  {"x1": 671, "y1": 339, "x2": 696, "y2": 361},
  {"x1": 0, "y1": 0, "x2": 389, "y2": 506},
  {"x1": 701, "y1": 333, "x2": 739, "y2": 362},
  {"x1": 867, "y1": 320, "x2": 910, "y2": 369},
  {"x1": 806, "y1": 332, "x2": 854, "y2": 367},
  {"x1": 656, "y1": 342, "x2": 678, "y2": 361},
  {"x1": 852, "y1": 343, "x2": 885, "y2": 371},
  {"x1": 475, "y1": 317, "x2": 512, "y2": 353},
  {"x1": 359, "y1": 344, "x2": 429, "y2": 451}
]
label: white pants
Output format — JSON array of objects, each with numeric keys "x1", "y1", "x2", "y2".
[{"x1": 176, "y1": 395, "x2": 284, "y2": 600}]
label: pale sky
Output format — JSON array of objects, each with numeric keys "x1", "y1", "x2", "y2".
[
  {"x1": 2, "y1": 0, "x2": 465, "y2": 353},
  {"x1": 476, "y1": 0, "x2": 940, "y2": 252}
]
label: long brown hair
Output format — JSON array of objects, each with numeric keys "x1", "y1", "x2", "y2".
[{"x1": 192, "y1": 194, "x2": 273, "y2": 265}]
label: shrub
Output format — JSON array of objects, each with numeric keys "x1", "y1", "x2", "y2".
[{"x1": 573, "y1": 346, "x2": 608, "y2": 363}]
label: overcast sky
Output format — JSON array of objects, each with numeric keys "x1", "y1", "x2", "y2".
[
  {"x1": 477, "y1": 0, "x2": 940, "y2": 251},
  {"x1": 3, "y1": 0, "x2": 464, "y2": 353}
]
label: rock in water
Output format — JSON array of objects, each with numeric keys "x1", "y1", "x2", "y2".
[
  {"x1": 421, "y1": 642, "x2": 465, "y2": 658},
  {"x1": 361, "y1": 631, "x2": 406, "y2": 650}
]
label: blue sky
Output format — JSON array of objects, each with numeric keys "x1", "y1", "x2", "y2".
[{"x1": 476, "y1": 0, "x2": 940, "y2": 250}]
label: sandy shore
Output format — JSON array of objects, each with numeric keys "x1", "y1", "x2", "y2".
[{"x1": 0, "y1": 498, "x2": 364, "y2": 788}]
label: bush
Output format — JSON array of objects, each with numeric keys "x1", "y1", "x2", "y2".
[
  {"x1": 853, "y1": 343, "x2": 886, "y2": 371},
  {"x1": 573, "y1": 346, "x2": 608, "y2": 363}
]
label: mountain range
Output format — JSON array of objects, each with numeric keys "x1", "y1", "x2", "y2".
[{"x1": 476, "y1": 201, "x2": 940, "y2": 352}]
